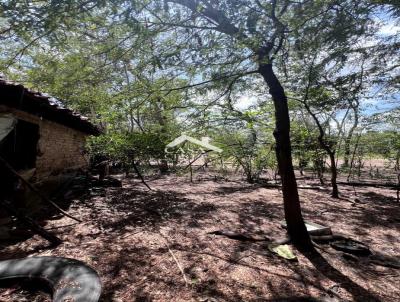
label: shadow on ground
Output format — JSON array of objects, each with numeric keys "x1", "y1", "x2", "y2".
[{"x1": 83, "y1": 186, "x2": 217, "y2": 233}]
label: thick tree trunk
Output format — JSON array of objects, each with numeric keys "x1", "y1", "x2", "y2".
[{"x1": 259, "y1": 63, "x2": 312, "y2": 250}]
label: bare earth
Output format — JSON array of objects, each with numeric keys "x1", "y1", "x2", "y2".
[{"x1": 0, "y1": 173, "x2": 399, "y2": 301}]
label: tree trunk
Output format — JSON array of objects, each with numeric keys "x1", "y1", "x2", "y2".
[
  {"x1": 343, "y1": 107, "x2": 359, "y2": 167},
  {"x1": 303, "y1": 101, "x2": 339, "y2": 198},
  {"x1": 259, "y1": 63, "x2": 312, "y2": 250},
  {"x1": 155, "y1": 97, "x2": 169, "y2": 174},
  {"x1": 347, "y1": 133, "x2": 361, "y2": 181},
  {"x1": 318, "y1": 143, "x2": 339, "y2": 198},
  {"x1": 396, "y1": 151, "x2": 400, "y2": 203},
  {"x1": 314, "y1": 157, "x2": 325, "y2": 185},
  {"x1": 343, "y1": 136, "x2": 352, "y2": 167},
  {"x1": 328, "y1": 151, "x2": 339, "y2": 198}
]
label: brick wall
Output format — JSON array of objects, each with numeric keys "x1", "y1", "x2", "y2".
[
  {"x1": 36, "y1": 119, "x2": 89, "y2": 179},
  {"x1": 0, "y1": 106, "x2": 90, "y2": 181}
]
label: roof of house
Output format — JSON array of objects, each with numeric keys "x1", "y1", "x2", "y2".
[{"x1": 0, "y1": 78, "x2": 100, "y2": 135}]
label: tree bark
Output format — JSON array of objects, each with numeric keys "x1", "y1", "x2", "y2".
[
  {"x1": 258, "y1": 62, "x2": 312, "y2": 250},
  {"x1": 302, "y1": 102, "x2": 339, "y2": 198},
  {"x1": 155, "y1": 97, "x2": 169, "y2": 174},
  {"x1": 347, "y1": 133, "x2": 361, "y2": 181},
  {"x1": 396, "y1": 150, "x2": 400, "y2": 202},
  {"x1": 314, "y1": 156, "x2": 325, "y2": 185},
  {"x1": 343, "y1": 107, "x2": 359, "y2": 167},
  {"x1": 327, "y1": 151, "x2": 339, "y2": 198}
]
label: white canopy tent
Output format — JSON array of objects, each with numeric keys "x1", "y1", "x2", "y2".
[{"x1": 165, "y1": 134, "x2": 222, "y2": 153}]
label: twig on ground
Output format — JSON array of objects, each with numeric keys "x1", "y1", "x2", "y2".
[
  {"x1": 159, "y1": 233, "x2": 189, "y2": 287},
  {"x1": 44, "y1": 223, "x2": 79, "y2": 230}
]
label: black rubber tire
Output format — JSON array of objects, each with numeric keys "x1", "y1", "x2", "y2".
[{"x1": 0, "y1": 256, "x2": 101, "y2": 302}]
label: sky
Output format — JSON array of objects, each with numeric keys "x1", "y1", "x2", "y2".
[{"x1": 361, "y1": 11, "x2": 399, "y2": 116}]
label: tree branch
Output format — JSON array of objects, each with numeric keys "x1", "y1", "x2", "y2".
[
  {"x1": 160, "y1": 69, "x2": 258, "y2": 92},
  {"x1": 167, "y1": 0, "x2": 246, "y2": 39}
]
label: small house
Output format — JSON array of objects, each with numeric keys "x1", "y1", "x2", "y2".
[{"x1": 0, "y1": 77, "x2": 100, "y2": 185}]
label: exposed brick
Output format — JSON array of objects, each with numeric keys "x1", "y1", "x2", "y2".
[{"x1": 1, "y1": 108, "x2": 90, "y2": 181}]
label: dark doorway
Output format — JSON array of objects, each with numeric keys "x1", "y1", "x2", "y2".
[
  {"x1": 0, "y1": 118, "x2": 40, "y2": 239},
  {"x1": 0, "y1": 119, "x2": 40, "y2": 171}
]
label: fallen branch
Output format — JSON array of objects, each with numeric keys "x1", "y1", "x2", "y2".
[
  {"x1": 0, "y1": 155, "x2": 82, "y2": 222},
  {"x1": 337, "y1": 181, "x2": 398, "y2": 189},
  {"x1": 132, "y1": 161, "x2": 152, "y2": 190},
  {"x1": 263, "y1": 183, "x2": 324, "y2": 190},
  {"x1": 208, "y1": 230, "x2": 270, "y2": 242},
  {"x1": 0, "y1": 199, "x2": 62, "y2": 245},
  {"x1": 266, "y1": 181, "x2": 398, "y2": 190}
]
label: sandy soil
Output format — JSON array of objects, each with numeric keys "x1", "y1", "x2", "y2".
[{"x1": 0, "y1": 172, "x2": 399, "y2": 302}]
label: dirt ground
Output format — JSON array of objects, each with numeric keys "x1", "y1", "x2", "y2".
[{"x1": 0, "y1": 172, "x2": 399, "y2": 302}]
